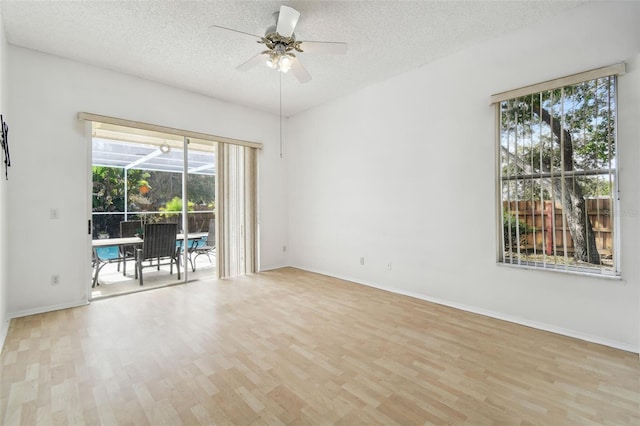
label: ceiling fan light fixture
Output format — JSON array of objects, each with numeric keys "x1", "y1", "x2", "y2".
[
  {"x1": 278, "y1": 55, "x2": 292, "y2": 72},
  {"x1": 266, "y1": 56, "x2": 277, "y2": 69},
  {"x1": 264, "y1": 49, "x2": 292, "y2": 73}
]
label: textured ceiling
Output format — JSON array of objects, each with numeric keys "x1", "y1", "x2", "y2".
[{"x1": 1, "y1": 1, "x2": 585, "y2": 117}]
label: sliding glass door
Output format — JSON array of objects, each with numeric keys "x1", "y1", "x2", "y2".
[{"x1": 90, "y1": 123, "x2": 216, "y2": 298}]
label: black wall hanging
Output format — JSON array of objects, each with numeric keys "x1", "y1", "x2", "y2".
[{"x1": 1, "y1": 114, "x2": 9, "y2": 180}]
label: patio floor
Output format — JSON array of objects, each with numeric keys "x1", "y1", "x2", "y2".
[{"x1": 91, "y1": 253, "x2": 216, "y2": 299}]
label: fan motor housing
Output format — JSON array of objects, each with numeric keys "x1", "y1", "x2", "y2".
[{"x1": 261, "y1": 29, "x2": 302, "y2": 53}]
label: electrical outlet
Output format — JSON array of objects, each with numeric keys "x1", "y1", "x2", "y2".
[
  {"x1": 51, "y1": 274, "x2": 60, "y2": 285},
  {"x1": 386, "y1": 261, "x2": 392, "y2": 270},
  {"x1": 50, "y1": 208, "x2": 59, "y2": 220},
  {"x1": 360, "y1": 257, "x2": 365, "y2": 265},
  {"x1": 283, "y1": 245, "x2": 287, "y2": 252}
]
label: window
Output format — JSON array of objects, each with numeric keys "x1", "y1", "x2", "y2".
[{"x1": 494, "y1": 65, "x2": 623, "y2": 276}]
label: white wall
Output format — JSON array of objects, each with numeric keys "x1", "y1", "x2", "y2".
[
  {"x1": 6, "y1": 46, "x2": 288, "y2": 317},
  {"x1": 287, "y1": 2, "x2": 640, "y2": 352},
  {"x1": 0, "y1": 6, "x2": 9, "y2": 345}
]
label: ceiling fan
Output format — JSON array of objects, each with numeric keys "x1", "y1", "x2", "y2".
[{"x1": 211, "y1": 5, "x2": 348, "y2": 83}]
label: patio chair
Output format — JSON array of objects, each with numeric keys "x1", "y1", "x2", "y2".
[
  {"x1": 119, "y1": 220, "x2": 142, "y2": 275},
  {"x1": 120, "y1": 220, "x2": 142, "y2": 238},
  {"x1": 92, "y1": 245, "x2": 121, "y2": 288},
  {"x1": 189, "y1": 219, "x2": 216, "y2": 272},
  {"x1": 135, "y1": 223, "x2": 180, "y2": 285}
]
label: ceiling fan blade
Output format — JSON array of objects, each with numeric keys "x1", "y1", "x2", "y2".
[
  {"x1": 210, "y1": 24, "x2": 261, "y2": 39},
  {"x1": 276, "y1": 5, "x2": 300, "y2": 38},
  {"x1": 299, "y1": 41, "x2": 348, "y2": 54},
  {"x1": 290, "y1": 58, "x2": 311, "y2": 84},
  {"x1": 237, "y1": 53, "x2": 268, "y2": 71}
]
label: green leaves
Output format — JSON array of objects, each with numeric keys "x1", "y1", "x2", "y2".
[
  {"x1": 159, "y1": 196, "x2": 195, "y2": 213},
  {"x1": 500, "y1": 77, "x2": 616, "y2": 197}
]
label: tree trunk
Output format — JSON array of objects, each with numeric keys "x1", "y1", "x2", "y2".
[
  {"x1": 537, "y1": 108, "x2": 601, "y2": 264},
  {"x1": 550, "y1": 176, "x2": 600, "y2": 263}
]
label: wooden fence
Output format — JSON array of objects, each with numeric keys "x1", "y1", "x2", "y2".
[{"x1": 503, "y1": 199, "x2": 612, "y2": 257}]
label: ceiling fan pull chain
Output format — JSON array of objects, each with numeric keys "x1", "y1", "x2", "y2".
[{"x1": 279, "y1": 72, "x2": 283, "y2": 159}]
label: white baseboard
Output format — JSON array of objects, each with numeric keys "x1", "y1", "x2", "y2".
[
  {"x1": 259, "y1": 263, "x2": 290, "y2": 272},
  {"x1": 292, "y1": 265, "x2": 639, "y2": 354},
  {"x1": 9, "y1": 300, "x2": 90, "y2": 321}
]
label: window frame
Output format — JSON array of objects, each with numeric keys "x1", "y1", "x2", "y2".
[{"x1": 492, "y1": 64, "x2": 625, "y2": 277}]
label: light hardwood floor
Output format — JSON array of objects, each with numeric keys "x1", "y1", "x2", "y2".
[{"x1": 1, "y1": 268, "x2": 638, "y2": 425}]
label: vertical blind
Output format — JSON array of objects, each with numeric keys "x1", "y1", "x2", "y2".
[{"x1": 216, "y1": 143, "x2": 258, "y2": 278}]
